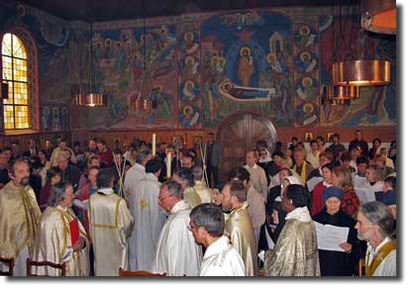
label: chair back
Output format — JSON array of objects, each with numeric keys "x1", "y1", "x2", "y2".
[
  {"x1": 26, "y1": 258, "x2": 66, "y2": 276},
  {"x1": 119, "y1": 268, "x2": 165, "y2": 277},
  {"x1": 0, "y1": 257, "x2": 14, "y2": 276}
]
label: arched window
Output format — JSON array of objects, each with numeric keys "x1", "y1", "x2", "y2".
[{"x1": 2, "y1": 33, "x2": 29, "y2": 129}]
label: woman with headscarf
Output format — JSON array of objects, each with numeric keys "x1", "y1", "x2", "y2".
[
  {"x1": 313, "y1": 186, "x2": 360, "y2": 276},
  {"x1": 257, "y1": 148, "x2": 275, "y2": 185}
]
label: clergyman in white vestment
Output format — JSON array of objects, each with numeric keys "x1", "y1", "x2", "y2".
[
  {"x1": 152, "y1": 180, "x2": 202, "y2": 276},
  {"x1": 128, "y1": 158, "x2": 166, "y2": 270},
  {"x1": 88, "y1": 169, "x2": 134, "y2": 276},
  {"x1": 34, "y1": 182, "x2": 89, "y2": 276}
]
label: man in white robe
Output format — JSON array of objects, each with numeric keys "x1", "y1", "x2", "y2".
[
  {"x1": 190, "y1": 203, "x2": 245, "y2": 276},
  {"x1": 355, "y1": 201, "x2": 396, "y2": 276},
  {"x1": 0, "y1": 158, "x2": 41, "y2": 276},
  {"x1": 88, "y1": 169, "x2": 134, "y2": 276},
  {"x1": 123, "y1": 148, "x2": 152, "y2": 200},
  {"x1": 34, "y1": 182, "x2": 89, "y2": 276},
  {"x1": 244, "y1": 150, "x2": 268, "y2": 202},
  {"x1": 128, "y1": 158, "x2": 166, "y2": 271},
  {"x1": 152, "y1": 180, "x2": 202, "y2": 276}
]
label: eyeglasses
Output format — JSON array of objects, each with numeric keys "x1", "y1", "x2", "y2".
[{"x1": 158, "y1": 195, "x2": 172, "y2": 202}]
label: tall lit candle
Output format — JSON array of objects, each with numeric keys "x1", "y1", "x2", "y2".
[
  {"x1": 166, "y1": 152, "x2": 172, "y2": 178},
  {"x1": 152, "y1": 133, "x2": 156, "y2": 156}
]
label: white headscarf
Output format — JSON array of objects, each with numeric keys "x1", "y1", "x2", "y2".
[{"x1": 258, "y1": 148, "x2": 273, "y2": 163}]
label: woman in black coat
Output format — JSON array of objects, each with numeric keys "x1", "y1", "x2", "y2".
[{"x1": 313, "y1": 186, "x2": 360, "y2": 276}]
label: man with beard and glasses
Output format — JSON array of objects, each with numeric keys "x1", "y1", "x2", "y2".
[{"x1": 0, "y1": 157, "x2": 41, "y2": 276}]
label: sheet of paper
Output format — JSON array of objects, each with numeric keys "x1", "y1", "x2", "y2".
[
  {"x1": 314, "y1": 221, "x2": 350, "y2": 252},
  {"x1": 355, "y1": 187, "x2": 376, "y2": 204}
]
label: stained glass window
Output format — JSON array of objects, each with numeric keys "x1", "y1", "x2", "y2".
[{"x1": 2, "y1": 33, "x2": 29, "y2": 129}]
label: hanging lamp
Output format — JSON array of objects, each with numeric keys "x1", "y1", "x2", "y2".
[
  {"x1": 74, "y1": 21, "x2": 106, "y2": 107},
  {"x1": 361, "y1": 0, "x2": 396, "y2": 35},
  {"x1": 332, "y1": 59, "x2": 390, "y2": 86}
]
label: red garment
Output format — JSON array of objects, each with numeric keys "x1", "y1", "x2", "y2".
[
  {"x1": 96, "y1": 148, "x2": 114, "y2": 167},
  {"x1": 77, "y1": 182, "x2": 92, "y2": 237},
  {"x1": 341, "y1": 187, "x2": 360, "y2": 217},
  {"x1": 311, "y1": 181, "x2": 327, "y2": 216},
  {"x1": 39, "y1": 183, "x2": 53, "y2": 212}
]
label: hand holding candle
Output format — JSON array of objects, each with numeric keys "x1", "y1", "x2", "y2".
[
  {"x1": 152, "y1": 133, "x2": 156, "y2": 156},
  {"x1": 166, "y1": 152, "x2": 172, "y2": 178}
]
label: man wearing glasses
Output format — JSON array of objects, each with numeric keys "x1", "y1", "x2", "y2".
[{"x1": 152, "y1": 180, "x2": 202, "y2": 276}]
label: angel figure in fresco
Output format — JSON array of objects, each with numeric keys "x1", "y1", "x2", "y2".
[{"x1": 238, "y1": 46, "x2": 254, "y2": 87}]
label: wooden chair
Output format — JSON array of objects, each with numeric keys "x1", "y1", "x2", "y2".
[
  {"x1": 0, "y1": 257, "x2": 14, "y2": 276},
  {"x1": 26, "y1": 258, "x2": 66, "y2": 276},
  {"x1": 119, "y1": 268, "x2": 165, "y2": 277}
]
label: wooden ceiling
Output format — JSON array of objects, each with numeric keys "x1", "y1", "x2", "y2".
[{"x1": 18, "y1": 0, "x2": 336, "y2": 22}]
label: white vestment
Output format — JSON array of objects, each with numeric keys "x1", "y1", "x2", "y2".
[
  {"x1": 34, "y1": 205, "x2": 90, "y2": 276},
  {"x1": 193, "y1": 181, "x2": 213, "y2": 203},
  {"x1": 246, "y1": 185, "x2": 266, "y2": 244},
  {"x1": 124, "y1": 163, "x2": 146, "y2": 200},
  {"x1": 366, "y1": 237, "x2": 396, "y2": 276},
  {"x1": 88, "y1": 188, "x2": 135, "y2": 276},
  {"x1": 128, "y1": 173, "x2": 166, "y2": 271},
  {"x1": 244, "y1": 164, "x2": 268, "y2": 202},
  {"x1": 200, "y1": 235, "x2": 245, "y2": 276},
  {"x1": 152, "y1": 200, "x2": 202, "y2": 276}
]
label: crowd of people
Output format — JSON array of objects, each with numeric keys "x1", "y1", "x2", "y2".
[{"x1": 0, "y1": 129, "x2": 397, "y2": 277}]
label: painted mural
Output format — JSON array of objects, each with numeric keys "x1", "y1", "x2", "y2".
[
  {"x1": 202, "y1": 10, "x2": 293, "y2": 127},
  {"x1": 0, "y1": 2, "x2": 396, "y2": 133},
  {"x1": 292, "y1": 15, "x2": 320, "y2": 127},
  {"x1": 41, "y1": 104, "x2": 70, "y2": 131},
  {"x1": 177, "y1": 22, "x2": 202, "y2": 128}
]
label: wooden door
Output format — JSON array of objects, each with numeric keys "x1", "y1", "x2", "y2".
[{"x1": 216, "y1": 112, "x2": 278, "y2": 181}]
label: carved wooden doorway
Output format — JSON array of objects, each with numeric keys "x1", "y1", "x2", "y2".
[{"x1": 216, "y1": 112, "x2": 278, "y2": 181}]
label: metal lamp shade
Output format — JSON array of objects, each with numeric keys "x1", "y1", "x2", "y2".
[{"x1": 332, "y1": 60, "x2": 390, "y2": 86}]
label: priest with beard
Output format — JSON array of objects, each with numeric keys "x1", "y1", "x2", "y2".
[
  {"x1": 264, "y1": 184, "x2": 320, "y2": 276},
  {"x1": 152, "y1": 180, "x2": 202, "y2": 276},
  {"x1": 0, "y1": 158, "x2": 41, "y2": 275},
  {"x1": 219, "y1": 180, "x2": 258, "y2": 276}
]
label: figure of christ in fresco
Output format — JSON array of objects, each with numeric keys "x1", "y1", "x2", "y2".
[{"x1": 238, "y1": 47, "x2": 254, "y2": 87}]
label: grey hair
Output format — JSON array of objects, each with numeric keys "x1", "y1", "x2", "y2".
[
  {"x1": 160, "y1": 180, "x2": 183, "y2": 200},
  {"x1": 358, "y1": 201, "x2": 395, "y2": 238},
  {"x1": 136, "y1": 148, "x2": 152, "y2": 164},
  {"x1": 48, "y1": 182, "x2": 72, "y2": 207},
  {"x1": 190, "y1": 203, "x2": 224, "y2": 237},
  {"x1": 192, "y1": 165, "x2": 203, "y2": 181}
]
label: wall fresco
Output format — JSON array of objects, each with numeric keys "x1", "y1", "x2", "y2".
[{"x1": 0, "y1": 3, "x2": 396, "y2": 133}]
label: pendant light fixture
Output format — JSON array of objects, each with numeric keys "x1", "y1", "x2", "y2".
[
  {"x1": 74, "y1": 1, "x2": 106, "y2": 108},
  {"x1": 361, "y1": 0, "x2": 396, "y2": 35}
]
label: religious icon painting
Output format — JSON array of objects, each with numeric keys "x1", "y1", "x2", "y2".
[
  {"x1": 293, "y1": 24, "x2": 317, "y2": 49},
  {"x1": 295, "y1": 76, "x2": 318, "y2": 101},
  {"x1": 179, "y1": 104, "x2": 201, "y2": 128},
  {"x1": 294, "y1": 102, "x2": 319, "y2": 127},
  {"x1": 294, "y1": 50, "x2": 318, "y2": 74}
]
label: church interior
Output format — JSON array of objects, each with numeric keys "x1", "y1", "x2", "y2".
[{"x1": 0, "y1": 0, "x2": 397, "y2": 278}]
